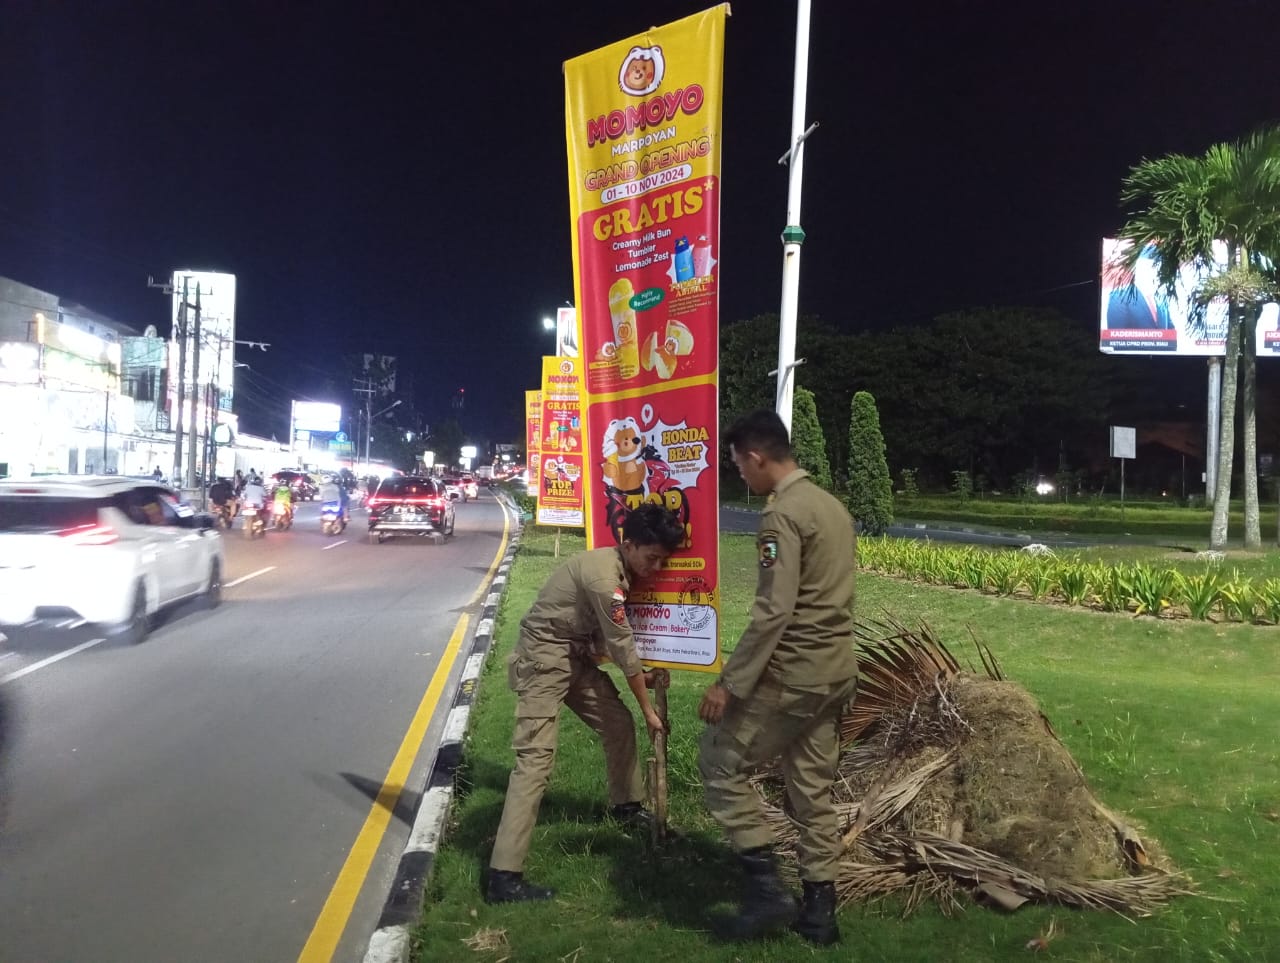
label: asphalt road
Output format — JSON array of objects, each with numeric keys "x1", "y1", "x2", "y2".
[{"x1": 0, "y1": 492, "x2": 510, "y2": 963}]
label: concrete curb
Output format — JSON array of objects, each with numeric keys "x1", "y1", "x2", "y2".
[{"x1": 361, "y1": 499, "x2": 522, "y2": 963}]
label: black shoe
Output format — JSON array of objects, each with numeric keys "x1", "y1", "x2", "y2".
[
  {"x1": 717, "y1": 846, "x2": 798, "y2": 941},
  {"x1": 792, "y1": 880, "x2": 839, "y2": 945},
  {"x1": 484, "y1": 869, "x2": 554, "y2": 904},
  {"x1": 608, "y1": 801, "x2": 655, "y2": 831}
]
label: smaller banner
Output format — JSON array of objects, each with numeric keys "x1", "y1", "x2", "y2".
[
  {"x1": 536, "y1": 357, "x2": 585, "y2": 527},
  {"x1": 525, "y1": 390, "x2": 542, "y2": 496}
]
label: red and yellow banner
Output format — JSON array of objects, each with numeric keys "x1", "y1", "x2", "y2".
[
  {"x1": 565, "y1": 5, "x2": 726, "y2": 673},
  {"x1": 535, "y1": 356, "x2": 585, "y2": 527},
  {"x1": 525, "y1": 389, "x2": 542, "y2": 496}
]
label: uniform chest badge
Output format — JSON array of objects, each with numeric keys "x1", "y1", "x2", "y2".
[{"x1": 758, "y1": 535, "x2": 779, "y2": 568}]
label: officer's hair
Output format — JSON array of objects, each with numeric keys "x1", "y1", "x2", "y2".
[
  {"x1": 724, "y1": 409, "x2": 792, "y2": 462},
  {"x1": 622, "y1": 503, "x2": 684, "y2": 552}
]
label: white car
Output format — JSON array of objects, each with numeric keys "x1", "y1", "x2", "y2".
[{"x1": 0, "y1": 476, "x2": 225, "y2": 644}]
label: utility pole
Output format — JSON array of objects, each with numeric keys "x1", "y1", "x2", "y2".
[
  {"x1": 773, "y1": 0, "x2": 817, "y2": 434},
  {"x1": 186, "y1": 283, "x2": 203, "y2": 491},
  {"x1": 164, "y1": 276, "x2": 190, "y2": 484},
  {"x1": 354, "y1": 377, "x2": 375, "y2": 472}
]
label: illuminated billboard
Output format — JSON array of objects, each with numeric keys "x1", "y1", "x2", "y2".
[
  {"x1": 293, "y1": 401, "x2": 342, "y2": 432},
  {"x1": 1100, "y1": 239, "x2": 1279, "y2": 356}
]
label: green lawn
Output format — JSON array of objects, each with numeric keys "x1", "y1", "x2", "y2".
[{"x1": 411, "y1": 527, "x2": 1280, "y2": 962}]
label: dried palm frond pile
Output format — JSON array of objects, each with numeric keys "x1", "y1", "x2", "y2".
[{"x1": 757, "y1": 617, "x2": 1191, "y2": 916}]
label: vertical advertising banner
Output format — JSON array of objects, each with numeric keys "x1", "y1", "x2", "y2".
[
  {"x1": 536, "y1": 356, "x2": 586, "y2": 527},
  {"x1": 525, "y1": 390, "x2": 542, "y2": 495},
  {"x1": 565, "y1": 5, "x2": 726, "y2": 673}
]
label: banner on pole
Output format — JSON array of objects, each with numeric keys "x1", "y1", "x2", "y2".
[
  {"x1": 525, "y1": 389, "x2": 542, "y2": 495},
  {"x1": 536, "y1": 356, "x2": 585, "y2": 527},
  {"x1": 564, "y1": 5, "x2": 727, "y2": 672}
]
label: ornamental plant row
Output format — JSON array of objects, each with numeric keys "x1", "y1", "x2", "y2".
[{"x1": 857, "y1": 538, "x2": 1280, "y2": 625}]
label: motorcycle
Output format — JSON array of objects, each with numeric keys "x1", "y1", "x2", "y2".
[
  {"x1": 320, "y1": 501, "x2": 347, "y2": 536},
  {"x1": 242, "y1": 505, "x2": 266, "y2": 539},
  {"x1": 271, "y1": 500, "x2": 293, "y2": 531},
  {"x1": 212, "y1": 498, "x2": 238, "y2": 530}
]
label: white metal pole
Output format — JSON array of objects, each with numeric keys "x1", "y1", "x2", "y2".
[
  {"x1": 1206, "y1": 357, "x2": 1221, "y2": 499},
  {"x1": 774, "y1": 0, "x2": 813, "y2": 434}
]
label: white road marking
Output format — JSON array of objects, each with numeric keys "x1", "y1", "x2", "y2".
[
  {"x1": 1, "y1": 637, "x2": 108, "y2": 685},
  {"x1": 224, "y1": 566, "x2": 276, "y2": 588},
  {"x1": 0, "y1": 652, "x2": 15, "y2": 663},
  {"x1": 321, "y1": 540, "x2": 348, "y2": 551}
]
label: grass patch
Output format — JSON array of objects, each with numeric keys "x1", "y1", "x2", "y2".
[{"x1": 411, "y1": 526, "x2": 1280, "y2": 962}]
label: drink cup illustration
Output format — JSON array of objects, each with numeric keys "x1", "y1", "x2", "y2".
[
  {"x1": 693, "y1": 235, "x2": 713, "y2": 277},
  {"x1": 608, "y1": 278, "x2": 640, "y2": 379}
]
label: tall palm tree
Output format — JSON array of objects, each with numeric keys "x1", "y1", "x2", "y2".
[{"x1": 1113, "y1": 128, "x2": 1280, "y2": 549}]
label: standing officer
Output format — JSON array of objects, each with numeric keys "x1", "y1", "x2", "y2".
[
  {"x1": 486, "y1": 503, "x2": 686, "y2": 904},
  {"x1": 697, "y1": 409, "x2": 859, "y2": 945}
]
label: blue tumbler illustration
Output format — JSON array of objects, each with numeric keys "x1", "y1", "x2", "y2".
[{"x1": 674, "y1": 236, "x2": 694, "y2": 282}]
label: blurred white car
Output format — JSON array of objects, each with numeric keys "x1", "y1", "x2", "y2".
[{"x1": 0, "y1": 476, "x2": 224, "y2": 643}]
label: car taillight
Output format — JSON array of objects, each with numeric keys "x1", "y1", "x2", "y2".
[
  {"x1": 367, "y1": 497, "x2": 382, "y2": 509},
  {"x1": 58, "y1": 523, "x2": 119, "y2": 545},
  {"x1": 428, "y1": 497, "x2": 444, "y2": 508}
]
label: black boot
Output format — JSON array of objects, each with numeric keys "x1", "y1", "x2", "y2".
[
  {"x1": 792, "y1": 880, "x2": 839, "y2": 945},
  {"x1": 484, "y1": 869, "x2": 554, "y2": 904},
  {"x1": 608, "y1": 801, "x2": 654, "y2": 831},
  {"x1": 719, "y1": 846, "x2": 797, "y2": 940}
]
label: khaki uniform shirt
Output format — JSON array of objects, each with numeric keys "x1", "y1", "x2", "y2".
[
  {"x1": 518, "y1": 546, "x2": 644, "y2": 678},
  {"x1": 720, "y1": 469, "x2": 858, "y2": 699}
]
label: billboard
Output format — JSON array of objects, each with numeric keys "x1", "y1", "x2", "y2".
[
  {"x1": 535, "y1": 356, "x2": 585, "y2": 527},
  {"x1": 565, "y1": 5, "x2": 725, "y2": 673},
  {"x1": 168, "y1": 271, "x2": 236, "y2": 428},
  {"x1": 293, "y1": 401, "x2": 342, "y2": 432},
  {"x1": 1100, "y1": 239, "x2": 1279, "y2": 356}
]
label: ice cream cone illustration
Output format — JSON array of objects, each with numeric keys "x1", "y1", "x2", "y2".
[{"x1": 608, "y1": 279, "x2": 639, "y2": 380}]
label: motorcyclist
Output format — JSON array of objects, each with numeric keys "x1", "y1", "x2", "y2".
[
  {"x1": 241, "y1": 477, "x2": 266, "y2": 509},
  {"x1": 272, "y1": 480, "x2": 294, "y2": 527},
  {"x1": 318, "y1": 476, "x2": 345, "y2": 524},
  {"x1": 209, "y1": 477, "x2": 237, "y2": 526}
]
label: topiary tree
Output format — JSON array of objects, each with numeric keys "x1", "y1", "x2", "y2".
[
  {"x1": 848, "y1": 391, "x2": 894, "y2": 534},
  {"x1": 790, "y1": 386, "x2": 833, "y2": 490}
]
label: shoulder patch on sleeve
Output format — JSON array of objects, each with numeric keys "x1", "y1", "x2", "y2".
[
  {"x1": 758, "y1": 533, "x2": 779, "y2": 568},
  {"x1": 610, "y1": 598, "x2": 629, "y2": 625}
]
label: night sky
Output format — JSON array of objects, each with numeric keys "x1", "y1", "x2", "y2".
[{"x1": 2, "y1": 1, "x2": 1278, "y2": 440}]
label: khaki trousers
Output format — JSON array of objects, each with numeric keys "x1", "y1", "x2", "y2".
[
  {"x1": 489, "y1": 651, "x2": 644, "y2": 873},
  {"x1": 698, "y1": 673, "x2": 857, "y2": 882}
]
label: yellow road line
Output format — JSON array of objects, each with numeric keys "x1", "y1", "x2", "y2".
[
  {"x1": 297, "y1": 503, "x2": 511, "y2": 962},
  {"x1": 296, "y1": 612, "x2": 470, "y2": 963},
  {"x1": 467, "y1": 498, "x2": 514, "y2": 607}
]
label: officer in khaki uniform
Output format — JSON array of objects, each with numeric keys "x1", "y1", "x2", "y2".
[
  {"x1": 698, "y1": 410, "x2": 859, "y2": 945},
  {"x1": 486, "y1": 503, "x2": 685, "y2": 904}
]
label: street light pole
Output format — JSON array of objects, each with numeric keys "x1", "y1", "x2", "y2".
[{"x1": 774, "y1": 0, "x2": 816, "y2": 434}]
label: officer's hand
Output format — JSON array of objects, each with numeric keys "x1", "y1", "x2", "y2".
[
  {"x1": 643, "y1": 668, "x2": 670, "y2": 690},
  {"x1": 643, "y1": 707, "x2": 667, "y2": 740},
  {"x1": 698, "y1": 682, "x2": 730, "y2": 724}
]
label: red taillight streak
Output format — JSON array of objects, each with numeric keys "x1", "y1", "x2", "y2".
[{"x1": 58, "y1": 523, "x2": 119, "y2": 545}]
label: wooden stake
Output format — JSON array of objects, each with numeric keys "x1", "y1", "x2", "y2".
[
  {"x1": 650, "y1": 674, "x2": 670, "y2": 846},
  {"x1": 554, "y1": 527, "x2": 560, "y2": 558}
]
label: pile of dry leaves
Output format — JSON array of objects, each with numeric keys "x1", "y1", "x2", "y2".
[{"x1": 757, "y1": 618, "x2": 1191, "y2": 917}]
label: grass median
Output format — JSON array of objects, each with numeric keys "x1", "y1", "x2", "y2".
[{"x1": 411, "y1": 526, "x2": 1279, "y2": 962}]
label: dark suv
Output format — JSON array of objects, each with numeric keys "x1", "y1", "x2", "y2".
[{"x1": 366, "y1": 476, "x2": 455, "y2": 543}]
